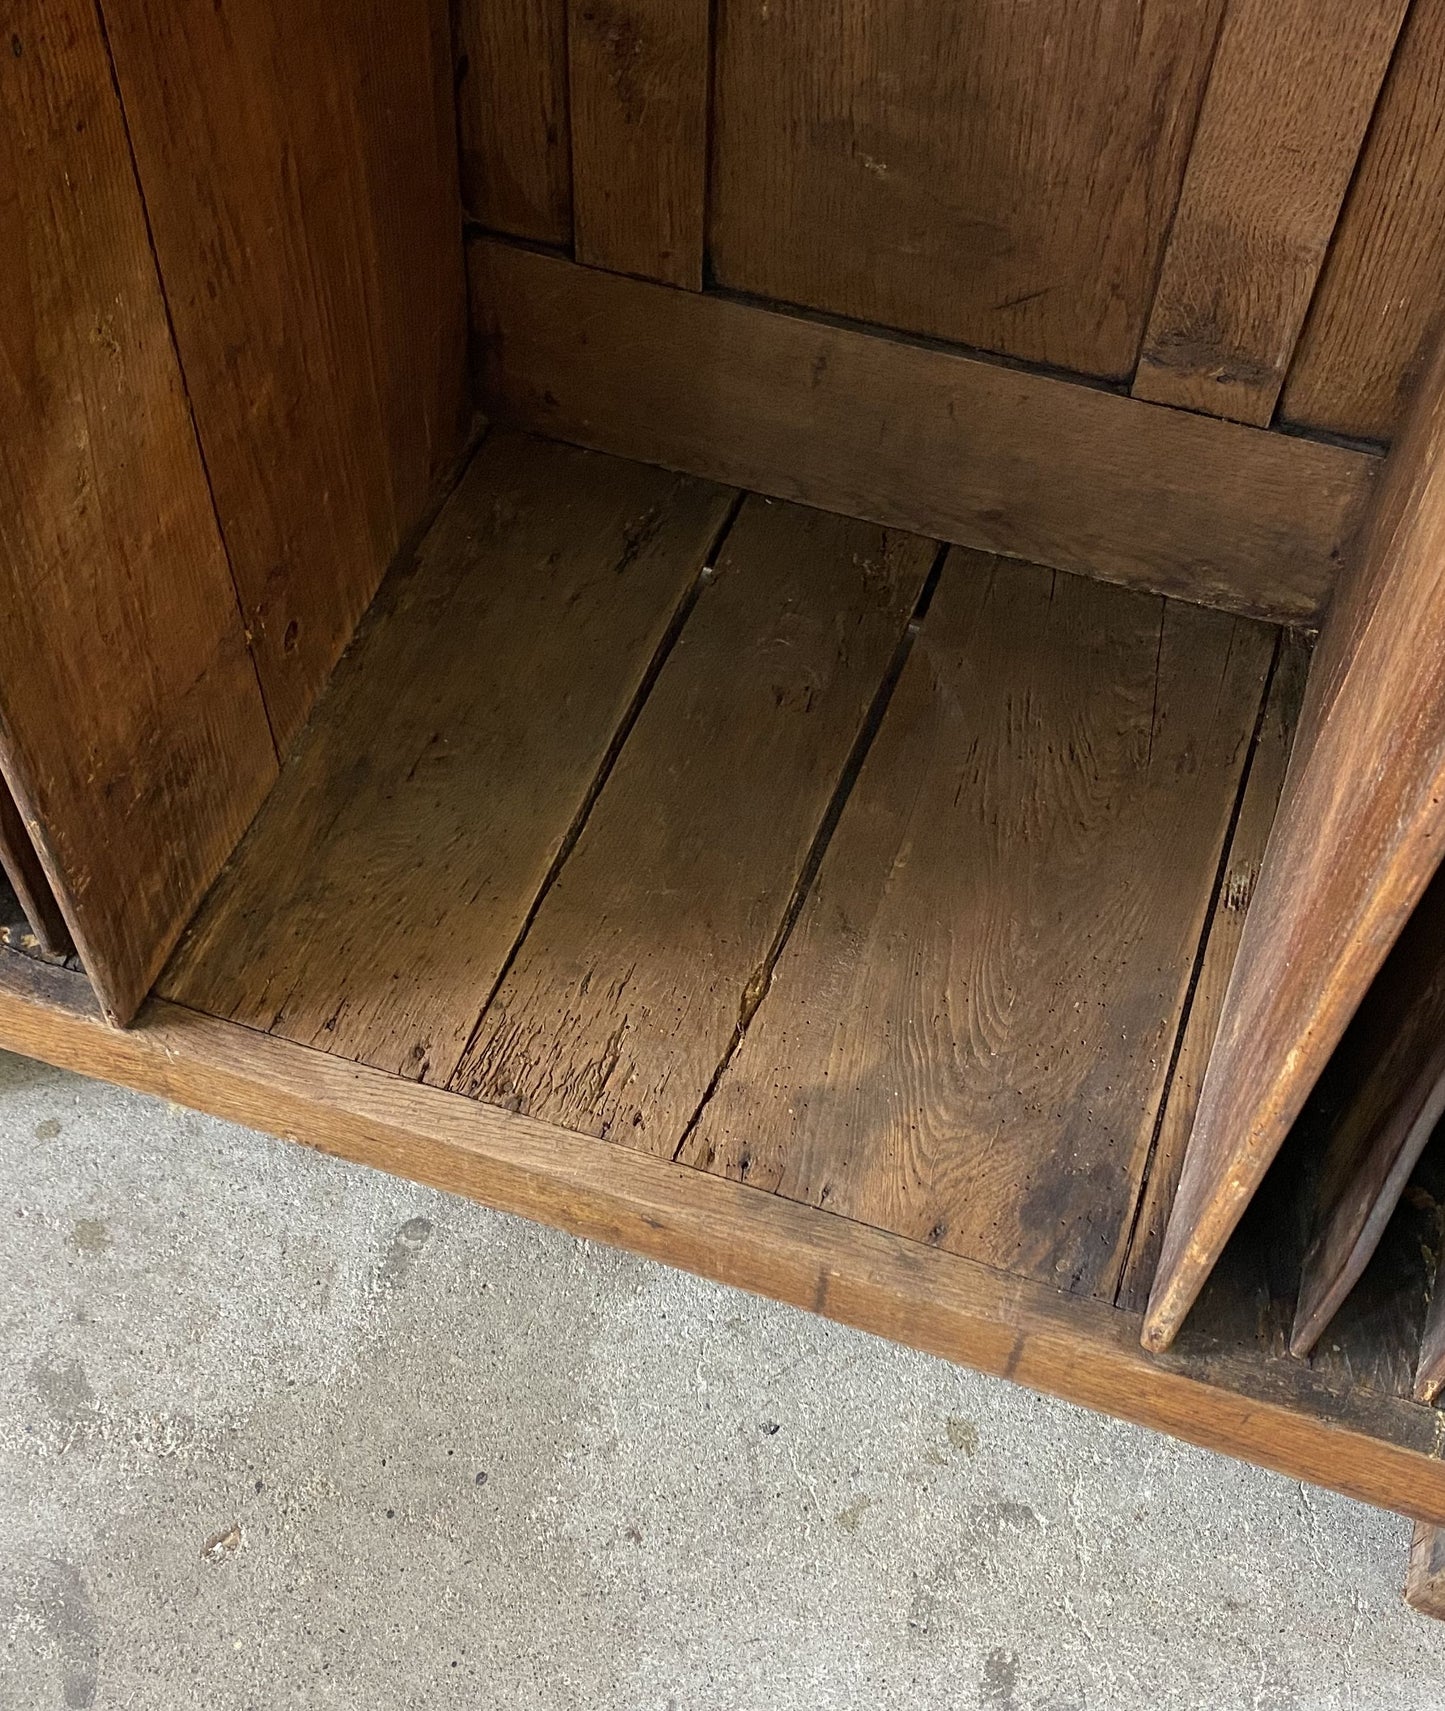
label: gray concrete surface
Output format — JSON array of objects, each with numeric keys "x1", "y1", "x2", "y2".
[{"x1": 2, "y1": 1051, "x2": 1444, "y2": 1711}]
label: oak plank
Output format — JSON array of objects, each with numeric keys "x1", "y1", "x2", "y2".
[
  {"x1": 708, "y1": 0, "x2": 1223, "y2": 377},
  {"x1": 1143, "y1": 320, "x2": 1445, "y2": 1352},
  {"x1": 8, "y1": 948, "x2": 1445, "y2": 1523},
  {"x1": 1133, "y1": 0, "x2": 1407, "y2": 426},
  {"x1": 454, "y1": 0, "x2": 571, "y2": 243},
  {"x1": 0, "y1": 0, "x2": 278, "y2": 1023},
  {"x1": 163, "y1": 433, "x2": 736, "y2": 1084},
  {"x1": 569, "y1": 0, "x2": 708, "y2": 286},
  {"x1": 681, "y1": 555, "x2": 1275, "y2": 1298},
  {"x1": 452, "y1": 498, "x2": 935, "y2": 1149},
  {"x1": 0, "y1": 775, "x2": 72, "y2": 960},
  {"x1": 1281, "y1": 0, "x2": 1445, "y2": 445},
  {"x1": 471, "y1": 239, "x2": 1377, "y2": 626},
  {"x1": 103, "y1": 0, "x2": 470, "y2": 752}
]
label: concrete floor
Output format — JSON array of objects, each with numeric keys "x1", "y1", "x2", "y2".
[{"x1": 2, "y1": 1053, "x2": 1444, "y2": 1710}]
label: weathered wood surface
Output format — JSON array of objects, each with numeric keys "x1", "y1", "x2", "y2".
[
  {"x1": 1133, "y1": 0, "x2": 1407, "y2": 426},
  {"x1": 0, "y1": 0, "x2": 278, "y2": 1023},
  {"x1": 163, "y1": 434, "x2": 735, "y2": 1085},
  {"x1": 1144, "y1": 323, "x2": 1445, "y2": 1353},
  {"x1": 104, "y1": 0, "x2": 470, "y2": 752},
  {"x1": 1417, "y1": 1239, "x2": 1445, "y2": 1405},
  {"x1": 472, "y1": 239, "x2": 1377, "y2": 626},
  {"x1": 682, "y1": 554, "x2": 1274, "y2": 1298},
  {"x1": 453, "y1": 498, "x2": 934, "y2": 1147},
  {"x1": 1407, "y1": 1523, "x2": 1445, "y2": 1618}
]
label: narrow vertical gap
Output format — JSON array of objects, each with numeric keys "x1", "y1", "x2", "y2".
[
  {"x1": 560, "y1": 0, "x2": 578, "y2": 260},
  {"x1": 700, "y1": 0, "x2": 723, "y2": 288},
  {"x1": 671, "y1": 540, "x2": 951, "y2": 1164}
]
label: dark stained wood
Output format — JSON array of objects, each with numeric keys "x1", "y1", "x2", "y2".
[
  {"x1": 7, "y1": 948, "x2": 1445, "y2": 1524},
  {"x1": 0, "y1": 776, "x2": 72, "y2": 959},
  {"x1": 452, "y1": 498, "x2": 935, "y2": 1148},
  {"x1": 681, "y1": 554, "x2": 1275, "y2": 1298},
  {"x1": 707, "y1": 0, "x2": 1223, "y2": 378},
  {"x1": 1417, "y1": 1231, "x2": 1445, "y2": 1404},
  {"x1": 1143, "y1": 321, "x2": 1445, "y2": 1354},
  {"x1": 569, "y1": 0, "x2": 708, "y2": 286},
  {"x1": 472, "y1": 239, "x2": 1377, "y2": 626},
  {"x1": 1407, "y1": 1524, "x2": 1445, "y2": 1618},
  {"x1": 1282, "y1": 0, "x2": 1445, "y2": 444},
  {"x1": 103, "y1": 0, "x2": 470, "y2": 753},
  {"x1": 0, "y1": 0, "x2": 278, "y2": 1024},
  {"x1": 163, "y1": 433, "x2": 735, "y2": 1086},
  {"x1": 1132, "y1": 0, "x2": 1407, "y2": 426},
  {"x1": 1117, "y1": 635, "x2": 1307, "y2": 1313},
  {"x1": 1290, "y1": 867, "x2": 1445, "y2": 1357},
  {"x1": 454, "y1": 0, "x2": 571, "y2": 243}
]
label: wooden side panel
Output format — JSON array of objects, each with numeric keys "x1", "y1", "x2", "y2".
[
  {"x1": 1407, "y1": 1524, "x2": 1445, "y2": 1617},
  {"x1": 103, "y1": 0, "x2": 470, "y2": 753},
  {"x1": 1133, "y1": 0, "x2": 1407, "y2": 426},
  {"x1": 1143, "y1": 325, "x2": 1445, "y2": 1352},
  {"x1": 452, "y1": 499, "x2": 934, "y2": 1148},
  {"x1": 0, "y1": 776, "x2": 71, "y2": 959},
  {"x1": 569, "y1": 0, "x2": 709, "y2": 286},
  {"x1": 0, "y1": 0, "x2": 277, "y2": 1023},
  {"x1": 472, "y1": 239, "x2": 1377, "y2": 626},
  {"x1": 454, "y1": 0, "x2": 571, "y2": 243},
  {"x1": 708, "y1": 0, "x2": 1224, "y2": 378},
  {"x1": 682, "y1": 556, "x2": 1274, "y2": 1299},
  {"x1": 1282, "y1": 0, "x2": 1445, "y2": 444},
  {"x1": 163, "y1": 434, "x2": 736, "y2": 1086}
]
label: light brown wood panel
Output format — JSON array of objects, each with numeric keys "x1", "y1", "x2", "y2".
[
  {"x1": 472, "y1": 239, "x2": 1377, "y2": 625},
  {"x1": 453, "y1": 498, "x2": 935, "y2": 1147},
  {"x1": 1282, "y1": 0, "x2": 1445, "y2": 443},
  {"x1": 0, "y1": 0, "x2": 277, "y2": 1024},
  {"x1": 1116, "y1": 635, "x2": 1307, "y2": 1313},
  {"x1": 7, "y1": 951, "x2": 1445, "y2": 1524},
  {"x1": 1133, "y1": 0, "x2": 1407, "y2": 426},
  {"x1": 103, "y1": 0, "x2": 469, "y2": 753},
  {"x1": 682, "y1": 555, "x2": 1275, "y2": 1298},
  {"x1": 569, "y1": 0, "x2": 708, "y2": 286},
  {"x1": 1143, "y1": 322, "x2": 1445, "y2": 1353},
  {"x1": 454, "y1": 0, "x2": 571, "y2": 243},
  {"x1": 0, "y1": 776, "x2": 71, "y2": 959},
  {"x1": 708, "y1": 0, "x2": 1224, "y2": 377},
  {"x1": 163, "y1": 433, "x2": 735, "y2": 1085}
]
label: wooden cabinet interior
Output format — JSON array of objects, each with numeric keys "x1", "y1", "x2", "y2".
[{"x1": 10, "y1": 0, "x2": 1445, "y2": 1608}]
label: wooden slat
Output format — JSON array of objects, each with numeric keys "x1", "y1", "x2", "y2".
[
  {"x1": 454, "y1": 0, "x2": 571, "y2": 243},
  {"x1": 103, "y1": 0, "x2": 470, "y2": 752},
  {"x1": 1143, "y1": 320, "x2": 1445, "y2": 1352},
  {"x1": 1117, "y1": 635, "x2": 1307, "y2": 1313},
  {"x1": 0, "y1": 776, "x2": 71, "y2": 960},
  {"x1": 163, "y1": 433, "x2": 735, "y2": 1086},
  {"x1": 1407, "y1": 1524, "x2": 1445, "y2": 1617},
  {"x1": 569, "y1": 0, "x2": 708, "y2": 286},
  {"x1": 1416, "y1": 1241, "x2": 1445, "y2": 1404},
  {"x1": 1282, "y1": 0, "x2": 1445, "y2": 444},
  {"x1": 471, "y1": 239, "x2": 1377, "y2": 626},
  {"x1": 1133, "y1": 0, "x2": 1407, "y2": 426},
  {"x1": 0, "y1": 0, "x2": 278, "y2": 1024},
  {"x1": 707, "y1": 0, "x2": 1223, "y2": 378},
  {"x1": 680, "y1": 555, "x2": 1275, "y2": 1298},
  {"x1": 452, "y1": 498, "x2": 935, "y2": 1147},
  {"x1": 8, "y1": 951, "x2": 1445, "y2": 1522}
]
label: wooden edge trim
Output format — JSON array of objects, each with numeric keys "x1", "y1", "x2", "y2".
[
  {"x1": 2, "y1": 950, "x2": 1444, "y2": 1518},
  {"x1": 470, "y1": 238, "x2": 1380, "y2": 626},
  {"x1": 1407, "y1": 1521, "x2": 1445, "y2": 1618}
]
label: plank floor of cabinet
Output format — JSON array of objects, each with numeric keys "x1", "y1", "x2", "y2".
[{"x1": 9, "y1": 428, "x2": 1445, "y2": 1517}]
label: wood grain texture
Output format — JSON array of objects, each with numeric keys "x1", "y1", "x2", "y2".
[
  {"x1": 1417, "y1": 1239, "x2": 1445, "y2": 1404},
  {"x1": 1289, "y1": 866, "x2": 1445, "y2": 1358},
  {"x1": 454, "y1": 0, "x2": 571, "y2": 243},
  {"x1": 103, "y1": 0, "x2": 470, "y2": 753},
  {"x1": 472, "y1": 239, "x2": 1377, "y2": 626},
  {"x1": 1133, "y1": 0, "x2": 1407, "y2": 425},
  {"x1": 681, "y1": 554, "x2": 1275, "y2": 1298},
  {"x1": 0, "y1": 0, "x2": 277, "y2": 1023},
  {"x1": 1144, "y1": 321, "x2": 1445, "y2": 1353},
  {"x1": 453, "y1": 498, "x2": 935, "y2": 1148},
  {"x1": 1116, "y1": 634, "x2": 1307, "y2": 1313},
  {"x1": 0, "y1": 776, "x2": 71, "y2": 959},
  {"x1": 1407, "y1": 1524, "x2": 1445, "y2": 1617},
  {"x1": 1282, "y1": 0, "x2": 1445, "y2": 444},
  {"x1": 163, "y1": 433, "x2": 735, "y2": 1085},
  {"x1": 569, "y1": 0, "x2": 708, "y2": 286},
  {"x1": 8, "y1": 949, "x2": 1445, "y2": 1524},
  {"x1": 708, "y1": 0, "x2": 1223, "y2": 377}
]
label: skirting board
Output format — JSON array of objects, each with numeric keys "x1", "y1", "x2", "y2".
[
  {"x1": 2, "y1": 949, "x2": 1444, "y2": 1522},
  {"x1": 470, "y1": 238, "x2": 1379, "y2": 626}
]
